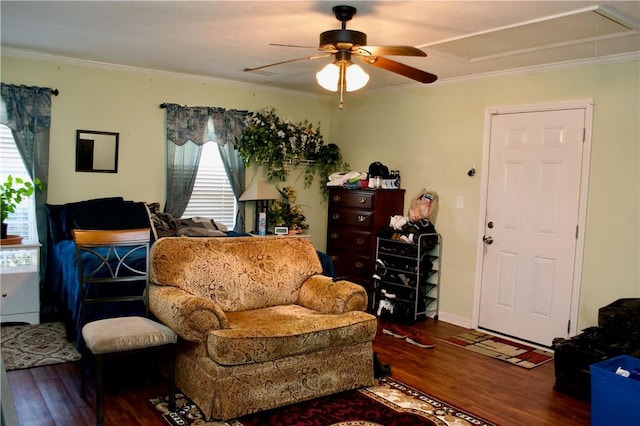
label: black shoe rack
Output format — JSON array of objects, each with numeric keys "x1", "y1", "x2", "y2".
[{"x1": 373, "y1": 233, "x2": 442, "y2": 322}]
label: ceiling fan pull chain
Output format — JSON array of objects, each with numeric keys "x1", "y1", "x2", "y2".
[{"x1": 339, "y1": 62, "x2": 346, "y2": 110}]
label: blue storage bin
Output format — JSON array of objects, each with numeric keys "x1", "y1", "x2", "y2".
[{"x1": 590, "y1": 355, "x2": 640, "y2": 426}]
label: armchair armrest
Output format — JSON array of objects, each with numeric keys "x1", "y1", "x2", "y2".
[
  {"x1": 297, "y1": 275, "x2": 368, "y2": 314},
  {"x1": 149, "y1": 284, "x2": 229, "y2": 343}
]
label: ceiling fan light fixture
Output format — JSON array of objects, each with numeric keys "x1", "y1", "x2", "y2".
[
  {"x1": 244, "y1": 3, "x2": 437, "y2": 107},
  {"x1": 316, "y1": 62, "x2": 340, "y2": 92},
  {"x1": 316, "y1": 61, "x2": 369, "y2": 92}
]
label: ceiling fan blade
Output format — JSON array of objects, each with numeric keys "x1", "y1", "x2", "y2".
[
  {"x1": 359, "y1": 56, "x2": 438, "y2": 84},
  {"x1": 269, "y1": 43, "x2": 318, "y2": 49},
  {"x1": 244, "y1": 53, "x2": 332, "y2": 72},
  {"x1": 356, "y1": 45, "x2": 427, "y2": 57},
  {"x1": 270, "y1": 43, "x2": 338, "y2": 54}
]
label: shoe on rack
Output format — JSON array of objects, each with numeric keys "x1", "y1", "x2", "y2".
[
  {"x1": 398, "y1": 273, "x2": 411, "y2": 287},
  {"x1": 380, "y1": 289, "x2": 397, "y2": 299},
  {"x1": 377, "y1": 299, "x2": 395, "y2": 317},
  {"x1": 405, "y1": 332, "x2": 436, "y2": 349},
  {"x1": 381, "y1": 323, "x2": 408, "y2": 339}
]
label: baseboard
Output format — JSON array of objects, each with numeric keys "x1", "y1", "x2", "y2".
[{"x1": 435, "y1": 312, "x2": 473, "y2": 329}]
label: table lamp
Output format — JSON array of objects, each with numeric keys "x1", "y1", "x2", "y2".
[{"x1": 239, "y1": 181, "x2": 280, "y2": 234}]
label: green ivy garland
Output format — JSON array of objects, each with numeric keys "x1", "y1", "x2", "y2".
[{"x1": 237, "y1": 107, "x2": 348, "y2": 196}]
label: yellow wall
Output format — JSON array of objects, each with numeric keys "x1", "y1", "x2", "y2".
[
  {"x1": 0, "y1": 56, "x2": 334, "y2": 249},
  {"x1": 330, "y1": 60, "x2": 640, "y2": 330},
  {"x1": 2, "y1": 55, "x2": 638, "y2": 331}
]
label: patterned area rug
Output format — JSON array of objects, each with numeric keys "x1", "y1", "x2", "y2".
[
  {"x1": 1, "y1": 322, "x2": 81, "y2": 370},
  {"x1": 442, "y1": 330, "x2": 553, "y2": 369},
  {"x1": 150, "y1": 376, "x2": 497, "y2": 426}
]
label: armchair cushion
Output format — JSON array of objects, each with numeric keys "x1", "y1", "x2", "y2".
[{"x1": 208, "y1": 305, "x2": 375, "y2": 365}]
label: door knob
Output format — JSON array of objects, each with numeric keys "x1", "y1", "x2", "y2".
[{"x1": 483, "y1": 236, "x2": 493, "y2": 245}]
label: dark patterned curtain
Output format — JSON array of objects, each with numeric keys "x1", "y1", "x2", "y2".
[
  {"x1": 0, "y1": 83, "x2": 53, "y2": 280},
  {"x1": 163, "y1": 104, "x2": 248, "y2": 232}
]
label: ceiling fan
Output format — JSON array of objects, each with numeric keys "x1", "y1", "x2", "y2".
[{"x1": 244, "y1": 5, "x2": 438, "y2": 109}]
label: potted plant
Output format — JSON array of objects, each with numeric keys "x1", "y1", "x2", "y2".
[
  {"x1": 1, "y1": 175, "x2": 44, "y2": 239},
  {"x1": 267, "y1": 186, "x2": 308, "y2": 233},
  {"x1": 237, "y1": 107, "x2": 349, "y2": 197}
]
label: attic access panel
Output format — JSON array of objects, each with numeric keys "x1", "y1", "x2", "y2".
[{"x1": 426, "y1": 6, "x2": 639, "y2": 62}]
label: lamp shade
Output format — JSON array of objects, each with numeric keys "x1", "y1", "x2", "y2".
[
  {"x1": 239, "y1": 181, "x2": 280, "y2": 201},
  {"x1": 316, "y1": 62, "x2": 370, "y2": 93},
  {"x1": 316, "y1": 63, "x2": 340, "y2": 92},
  {"x1": 345, "y1": 64, "x2": 369, "y2": 92}
]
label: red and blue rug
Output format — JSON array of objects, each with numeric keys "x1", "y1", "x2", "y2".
[{"x1": 150, "y1": 376, "x2": 497, "y2": 426}]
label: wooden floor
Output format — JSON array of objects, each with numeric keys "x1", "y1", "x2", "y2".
[{"x1": 5, "y1": 319, "x2": 590, "y2": 425}]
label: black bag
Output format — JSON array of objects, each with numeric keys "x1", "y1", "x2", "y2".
[
  {"x1": 368, "y1": 161, "x2": 389, "y2": 178},
  {"x1": 598, "y1": 298, "x2": 640, "y2": 339}
]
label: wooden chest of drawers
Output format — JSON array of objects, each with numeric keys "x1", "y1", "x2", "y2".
[{"x1": 326, "y1": 188, "x2": 405, "y2": 307}]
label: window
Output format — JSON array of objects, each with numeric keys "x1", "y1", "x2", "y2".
[
  {"x1": 181, "y1": 141, "x2": 237, "y2": 229},
  {"x1": 0, "y1": 124, "x2": 39, "y2": 240}
]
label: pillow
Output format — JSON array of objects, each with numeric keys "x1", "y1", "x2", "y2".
[
  {"x1": 181, "y1": 216, "x2": 228, "y2": 232},
  {"x1": 143, "y1": 202, "x2": 159, "y2": 242},
  {"x1": 175, "y1": 217, "x2": 228, "y2": 238},
  {"x1": 45, "y1": 197, "x2": 125, "y2": 242},
  {"x1": 71, "y1": 201, "x2": 151, "y2": 231},
  {"x1": 145, "y1": 202, "x2": 180, "y2": 239}
]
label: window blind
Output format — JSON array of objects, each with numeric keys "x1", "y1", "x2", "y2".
[{"x1": 181, "y1": 141, "x2": 237, "y2": 229}]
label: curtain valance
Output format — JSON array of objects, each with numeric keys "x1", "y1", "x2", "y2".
[
  {"x1": 162, "y1": 103, "x2": 247, "y2": 231},
  {"x1": 1, "y1": 84, "x2": 53, "y2": 133},
  {"x1": 163, "y1": 103, "x2": 248, "y2": 147}
]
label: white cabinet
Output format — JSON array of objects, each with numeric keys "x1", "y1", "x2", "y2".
[{"x1": 0, "y1": 241, "x2": 41, "y2": 324}]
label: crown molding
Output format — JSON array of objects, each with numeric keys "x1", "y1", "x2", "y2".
[
  {"x1": 2, "y1": 47, "x2": 638, "y2": 95},
  {"x1": 368, "y1": 50, "x2": 640, "y2": 94},
  {"x1": 0, "y1": 47, "x2": 323, "y2": 99}
]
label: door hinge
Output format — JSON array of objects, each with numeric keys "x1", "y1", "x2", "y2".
[
  {"x1": 567, "y1": 320, "x2": 571, "y2": 334},
  {"x1": 582, "y1": 128, "x2": 586, "y2": 142},
  {"x1": 575, "y1": 225, "x2": 579, "y2": 239}
]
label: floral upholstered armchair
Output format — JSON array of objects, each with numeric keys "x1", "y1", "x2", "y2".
[{"x1": 148, "y1": 236, "x2": 377, "y2": 421}]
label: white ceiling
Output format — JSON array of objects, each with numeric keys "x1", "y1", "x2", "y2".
[{"x1": 2, "y1": 1, "x2": 639, "y2": 95}]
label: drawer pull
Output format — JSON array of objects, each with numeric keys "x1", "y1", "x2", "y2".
[
  {"x1": 359, "y1": 196, "x2": 367, "y2": 204},
  {"x1": 357, "y1": 215, "x2": 366, "y2": 222},
  {"x1": 355, "y1": 261, "x2": 364, "y2": 269},
  {"x1": 333, "y1": 195, "x2": 341, "y2": 202},
  {"x1": 332, "y1": 213, "x2": 340, "y2": 220},
  {"x1": 331, "y1": 233, "x2": 339, "y2": 239},
  {"x1": 356, "y1": 238, "x2": 365, "y2": 245},
  {"x1": 2, "y1": 293, "x2": 6, "y2": 297}
]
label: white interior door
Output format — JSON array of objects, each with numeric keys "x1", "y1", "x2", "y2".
[{"x1": 479, "y1": 107, "x2": 586, "y2": 347}]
